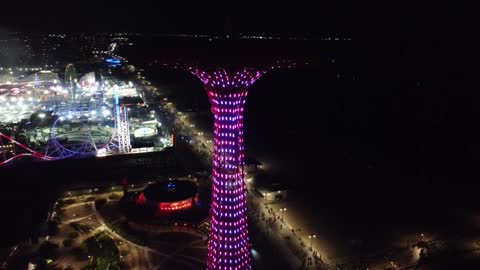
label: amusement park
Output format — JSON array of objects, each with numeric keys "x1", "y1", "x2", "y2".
[{"x1": 0, "y1": 63, "x2": 173, "y2": 166}]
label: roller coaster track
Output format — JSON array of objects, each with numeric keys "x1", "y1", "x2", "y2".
[
  {"x1": 44, "y1": 117, "x2": 104, "y2": 158},
  {"x1": 0, "y1": 132, "x2": 53, "y2": 165},
  {"x1": 0, "y1": 119, "x2": 115, "y2": 166}
]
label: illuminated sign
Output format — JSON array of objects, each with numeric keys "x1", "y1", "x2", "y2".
[
  {"x1": 158, "y1": 198, "x2": 193, "y2": 211},
  {"x1": 134, "y1": 127, "x2": 156, "y2": 138},
  {"x1": 105, "y1": 58, "x2": 121, "y2": 64}
]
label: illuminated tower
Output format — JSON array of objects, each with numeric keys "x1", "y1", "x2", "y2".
[
  {"x1": 159, "y1": 43, "x2": 300, "y2": 268},
  {"x1": 189, "y1": 67, "x2": 266, "y2": 270}
]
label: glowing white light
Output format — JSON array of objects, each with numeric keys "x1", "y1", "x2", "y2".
[
  {"x1": 102, "y1": 110, "x2": 110, "y2": 117},
  {"x1": 38, "y1": 113, "x2": 46, "y2": 118}
]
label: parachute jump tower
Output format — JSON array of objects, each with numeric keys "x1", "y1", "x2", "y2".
[
  {"x1": 113, "y1": 86, "x2": 131, "y2": 153},
  {"x1": 181, "y1": 61, "x2": 295, "y2": 270},
  {"x1": 192, "y1": 68, "x2": 261, "y2": 270},
  {"x1": 148, "y1": 37, "x2": 323, "y2": 270}
]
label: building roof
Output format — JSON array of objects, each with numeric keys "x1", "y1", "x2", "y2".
[
  {"x1": 143, "y1": 180, "x2": 197, "y2": 202},
  {"x1": 256, "y1": 182, "x2": 289, "y2": 194},
  {"x1": 254, "y1": 173, "x2": 289, "y2": 193}
]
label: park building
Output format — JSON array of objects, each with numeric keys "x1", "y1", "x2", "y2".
[
  {"x1": 135, "y1": 179, "x2": 198, "y2": 216},
  {"x1": 253, "y1": 175, "x2": 289, "y2": 203}
]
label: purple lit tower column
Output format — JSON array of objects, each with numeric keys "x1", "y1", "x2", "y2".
[{"x1": 190, "y1": 67, "x2": 264, "y2": 270}]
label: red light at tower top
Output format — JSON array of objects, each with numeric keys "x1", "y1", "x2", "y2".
[{"x1": 188, "y1": 67, "x2": 268, "y2": 270}]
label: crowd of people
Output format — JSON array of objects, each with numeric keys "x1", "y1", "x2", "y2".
[{"x1": 247, "y1": 190, "x2": 326, "y2": 270}]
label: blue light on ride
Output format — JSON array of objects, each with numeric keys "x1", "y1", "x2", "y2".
[{"x1": 106, "y1": 58, "x2": 121, "y2": 64}]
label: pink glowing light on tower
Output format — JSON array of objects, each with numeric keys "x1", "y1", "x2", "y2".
[{"x1": 189, "y1": 67, "x2": 266, "y2": 270}]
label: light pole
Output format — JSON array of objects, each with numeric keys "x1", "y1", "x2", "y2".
[
  {"x1": 279, "y1": 207, "x2": 287, "y2": 220},
  {"x1": 308, "y1": 234, "x2": 316, "y2": 250}
]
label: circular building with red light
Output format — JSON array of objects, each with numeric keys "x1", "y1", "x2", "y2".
[{"x1": 136, "y1": 180, "x2": 198, "y2": 215}]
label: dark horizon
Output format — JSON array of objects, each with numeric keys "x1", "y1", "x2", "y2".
[{"x1": 0, "y1": 1, "x2": 469, "y2": 38}]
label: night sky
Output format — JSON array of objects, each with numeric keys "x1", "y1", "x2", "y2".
[{"x1": 0, "y1": 1, "x2": 468, "y2": 37}]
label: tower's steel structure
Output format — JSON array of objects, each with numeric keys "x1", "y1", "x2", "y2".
[
  {"x1": 112, "y1": 87, "x2": 131, "y2": 153},
  {"x1": 187, "y1": 64, "x2": 293, "y2": 270}
]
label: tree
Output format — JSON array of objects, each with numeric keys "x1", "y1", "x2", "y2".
[
  {"x1": 62, "y1": 239, "x2": 73, "y2": 247},
  {"x1": 71, "y1": 247, "x2": 87, "y2": 261},
  {"x1": 47, "y1": 221, "x2": 60, "y2": 236},
  {"x1": 95, "y1": 198, "x2": 107, "y2": 209},
  {"x1": 38, "y1": 241, "x2": 59, "y2": 259},
  {"x1": 68, "y1": 231, "x2": 79, "y2": 239}
]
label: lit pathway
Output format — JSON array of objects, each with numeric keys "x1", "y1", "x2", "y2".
[{"x1": 247, "y1": 182, "x2": 329, "y2": 270}]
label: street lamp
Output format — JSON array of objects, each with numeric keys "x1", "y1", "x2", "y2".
[
  {"x1": 308, "y1": 234, "x2": 316, "y2": 250},
  {"x1": 279, "y1": 207, "x2": 287, "y2": 220}
]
